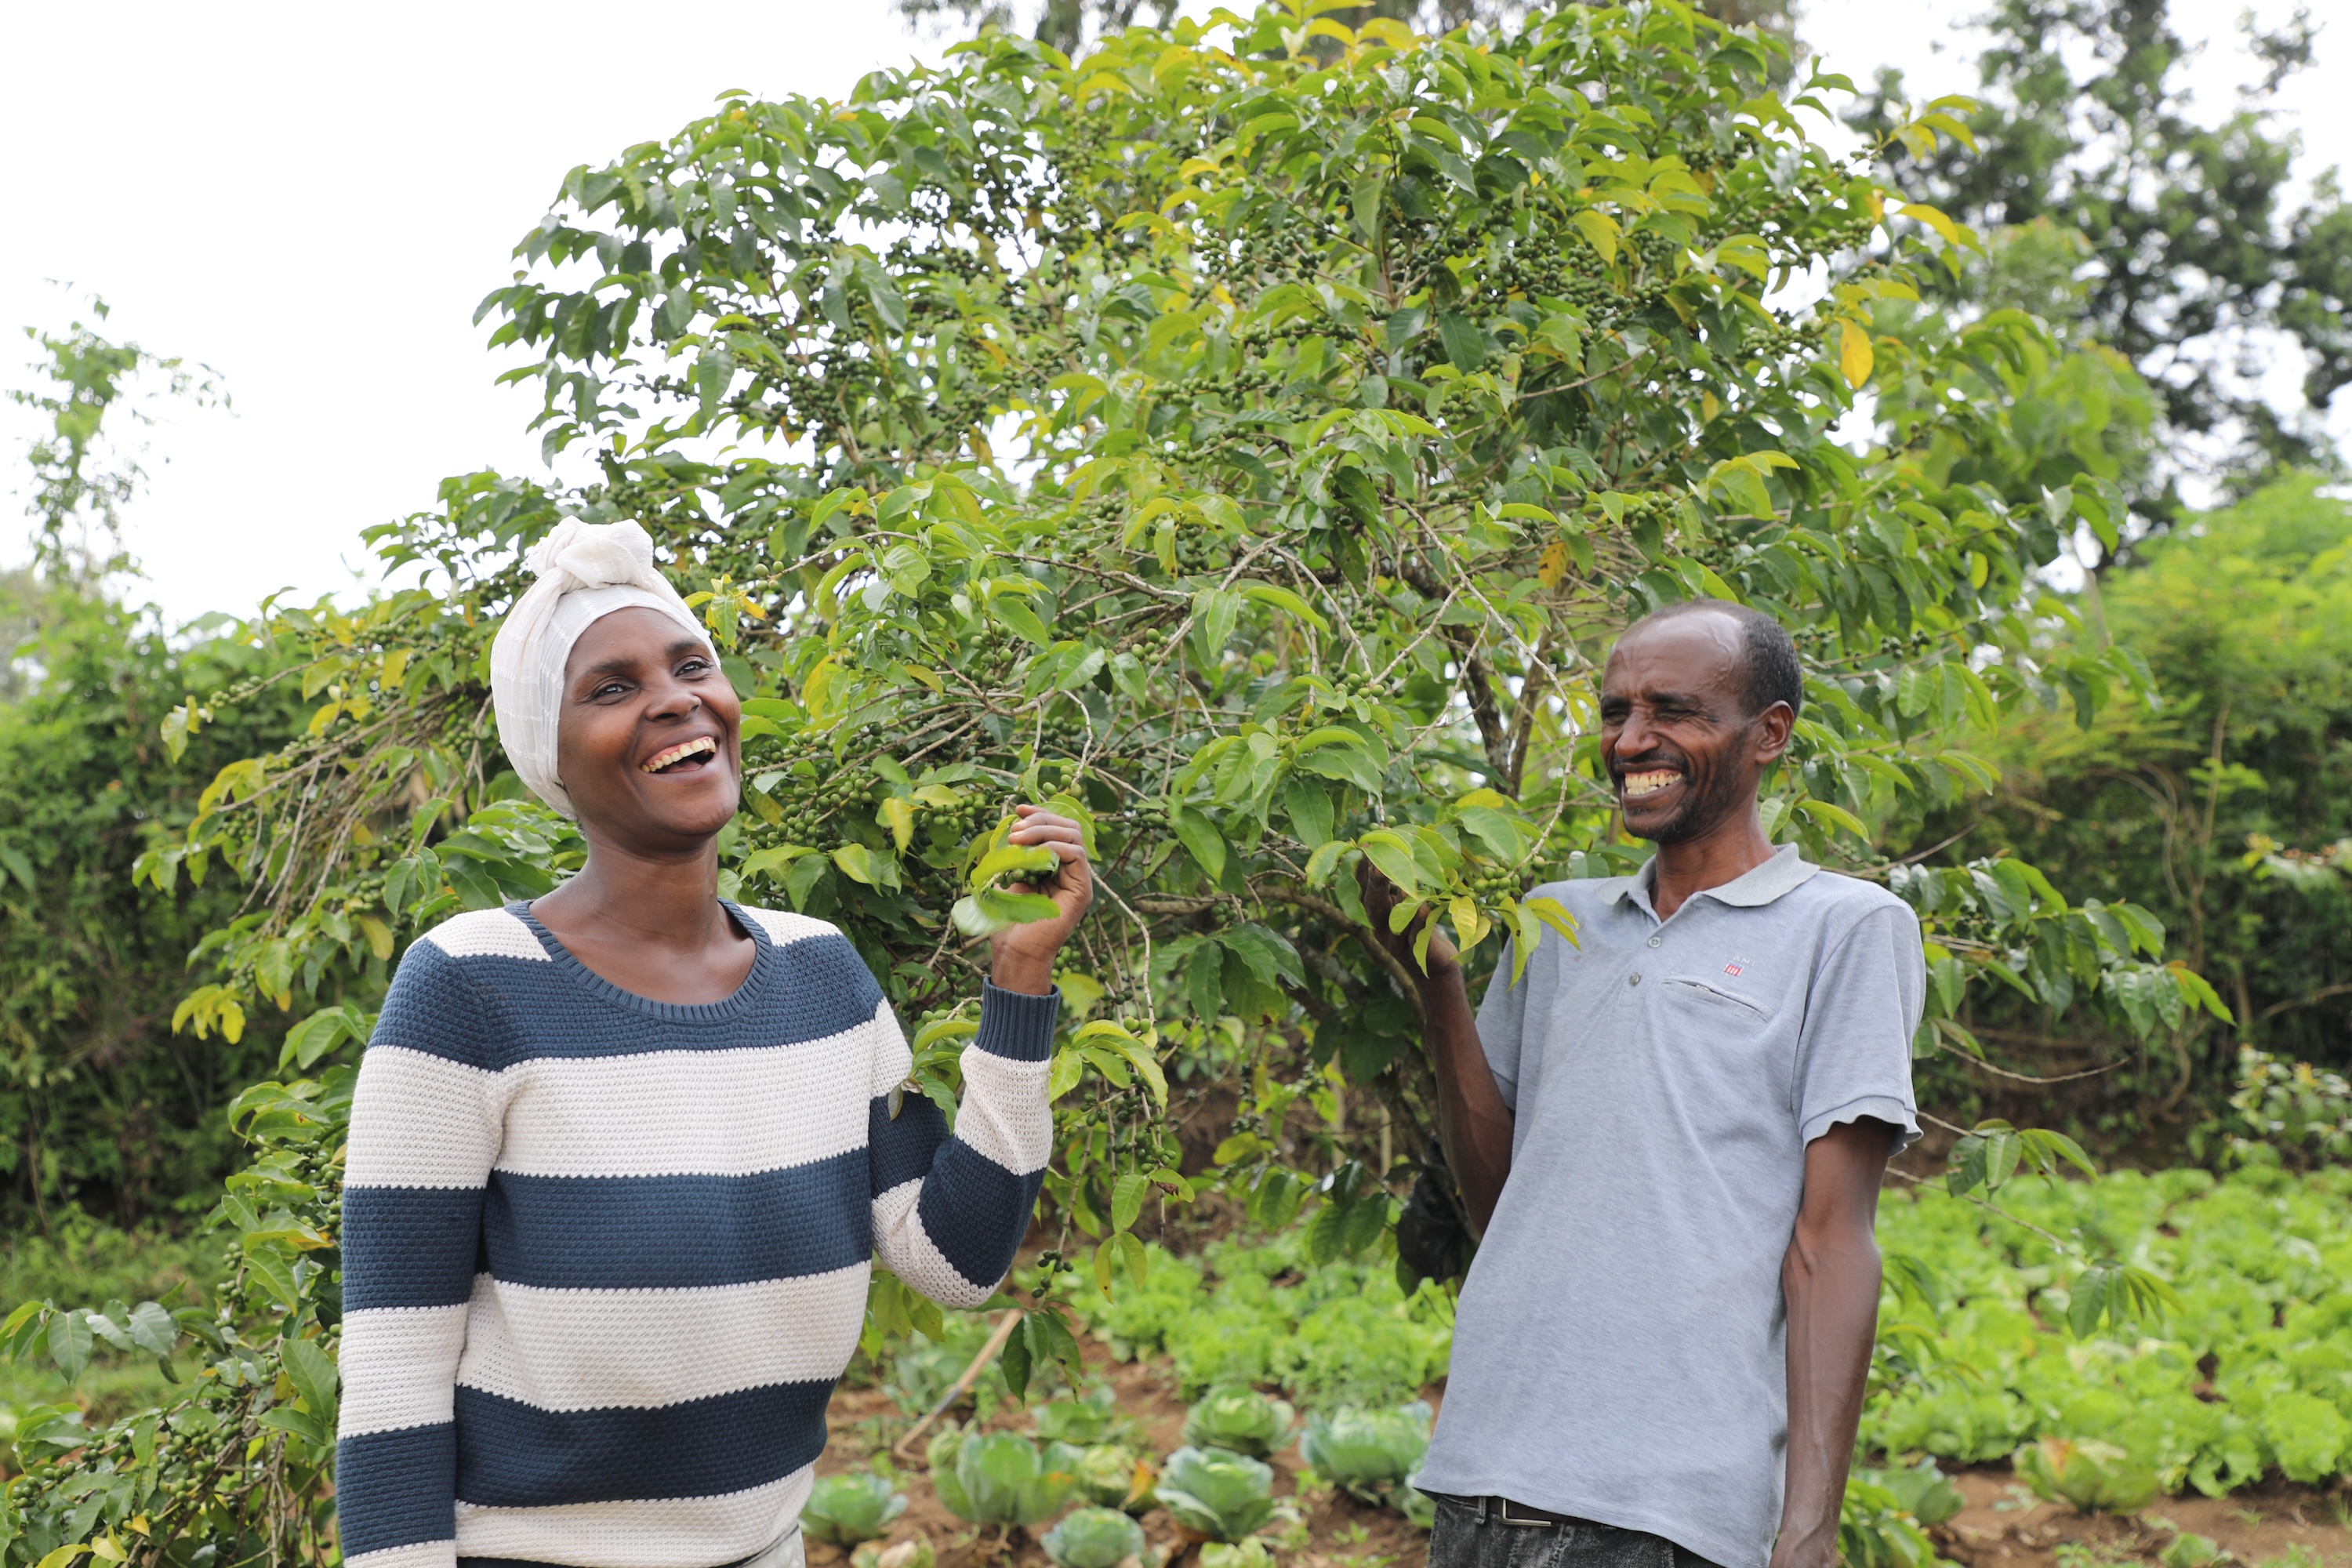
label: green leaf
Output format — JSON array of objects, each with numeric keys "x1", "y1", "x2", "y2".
[
  {"x1": 125, "y1": 1301, "x2": 178, "y2": 1357},
  {"x1": 1112, "y1": 1172, "x2": 1150, "y2": 1233},
  {"x1": 283, "y1": 1334, "x2": 340, "y2": 1424},
  {"x1": 1436, "y1": 311, "x2": 1486, "y2": 371},
  {"x1": 1357, "y1": 830, "x2": 1421, "y2": 898},
  {"x1": 47, "y1": 1311, "x2": 91, "y2": 1381},
  {"x1": 1171, "y1": 804, "x2": 1228, "y2": 882}
]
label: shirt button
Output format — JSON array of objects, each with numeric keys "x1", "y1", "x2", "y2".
[
  {"x1": 1628, "y1": 972, "x2": 1642, "y2": 986},
  {"x1": 1647, "y1": 935, "x2": 1661, "y2": 948}
]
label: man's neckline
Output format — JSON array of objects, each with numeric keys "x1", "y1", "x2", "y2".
[{"x1": 1619, "y1": 843, "x2": 1820, "y2": 919}]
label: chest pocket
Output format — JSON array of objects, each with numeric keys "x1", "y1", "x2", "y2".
[{"x1": 1661, "y1": 975, "x2": 1773, "y2": 1025}]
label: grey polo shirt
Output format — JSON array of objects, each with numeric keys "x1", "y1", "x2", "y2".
[{"x1": 1415, "y1": 845, "x2": 1923, "y2": 1568}]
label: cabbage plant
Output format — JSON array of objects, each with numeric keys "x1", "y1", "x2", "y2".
[
  {"x1": 1035, "y1": 1386, "x2": 1124, "y2": 1445},
  {"x1": 2013, "y1": 1438, "x2": 2158, "y2": 1513},
  {"x1": 1299, "y1": 1403, "x2": 1432, "y2": 1503},
  {"x1": 1859, "y1": 1459, "x2": 1962, "y2": 1528},
  {"x1": 1040, "y1": 1506, "x2": 1149, "y2": 1568},
  {"x1": 1181, "y1": 1388, "x2": 1296, "y2": 1460},
  {"x1": 927, "y1": 1427, "x2": 1083, "y2": 1528},
  {"x1": 852, "y1": 1538, "x2": 936, "y2": 1568},
  {"x1": 1200, "y1": 1544, "x2": 1276, "y2": 1568},
  {"x1": 802, "y1": 1472, "x2": 909, "y2": 1546},
  {"x1": 1152, "y1": 1446, "x2": 1277, "y2": 1543},
  {"x1": 1073, "y1": 1443, "x2": 1156, "y2": 1513}
]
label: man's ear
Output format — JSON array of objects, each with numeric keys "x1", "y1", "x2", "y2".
[{"x1": 1751, "y1": 700, "x2": 1795, "y2": 765}]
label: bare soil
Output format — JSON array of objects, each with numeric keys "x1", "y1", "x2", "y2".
[{"x1": 1938, "y1": 1469, "x2": 2352, "y2": 1568}]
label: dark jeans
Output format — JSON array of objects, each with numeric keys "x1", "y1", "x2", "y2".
[{"x1": 1428, "y1": 1495, "x2": 1724, "y2": 1568}]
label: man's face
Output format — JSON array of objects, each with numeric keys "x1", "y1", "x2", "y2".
[
  {"x1": 554, "y1": 607, "x2": 742, "y2": 849},
  {"x1": 1598, "y1": 612, "x2": 1788, "y2": 844}
]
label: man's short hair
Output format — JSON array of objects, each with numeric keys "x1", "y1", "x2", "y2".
[{"x1": 1635, "y1": 598, "x2": 1804, "y2": 720}]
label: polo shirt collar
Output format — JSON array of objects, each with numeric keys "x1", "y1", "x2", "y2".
[{"x1": 1618, "y1": 843, "x2": 1820, "y2": 918}]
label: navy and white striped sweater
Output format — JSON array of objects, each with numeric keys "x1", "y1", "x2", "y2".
[{"x1": 335, "y1": 902, "x2": 1058, "y2": 1568}]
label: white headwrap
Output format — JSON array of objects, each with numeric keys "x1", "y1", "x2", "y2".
[{"x1": 489, "y1": 518, "x2": 714, "y2": 818}]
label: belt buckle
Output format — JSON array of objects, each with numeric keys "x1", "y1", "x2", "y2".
[{"x1": 1494, "y1": 1498, "x2": 1556, "y2": 1529}]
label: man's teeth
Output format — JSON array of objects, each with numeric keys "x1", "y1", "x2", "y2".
[
  {"x1": 1621, "y1": 769, "x2": 1681, "y2": 799},
  {"x1": 642, "y1": 737, "x2": 717, "y2": 774}
]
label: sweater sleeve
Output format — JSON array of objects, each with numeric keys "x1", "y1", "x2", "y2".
[
  {"x1": 335, "y1": 941, "x2": 503, "y2": 1568},
  {"x1": 869, "y1": 982, "x2": 1059, "y2": 1307}
]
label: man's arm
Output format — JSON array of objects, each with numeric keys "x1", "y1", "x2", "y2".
[
  {"x1": 1771, "y1": 1116, "x2": 1896, "y2": 1568},
  {"x1": 1357, "y1": 864, "x2": 1515, "y2": 1236}
]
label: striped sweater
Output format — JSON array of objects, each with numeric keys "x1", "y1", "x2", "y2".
[{"x1": 335, "y1": 901, "x2": 1058, "y2": 1568}]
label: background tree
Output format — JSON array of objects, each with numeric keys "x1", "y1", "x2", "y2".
[
  {"x1": 893, "y1": 0, "x2": 1795, "y2": 67},
  {"x1": 1907, "y1": 474, "x2": 2352, "y2": 1136},
  {"x1": 0, "y1": 314, "x2": 299, "y2": 1233},
  {"x1": 1848, "y1": 0, "x2": 2352, "y2": 523}
]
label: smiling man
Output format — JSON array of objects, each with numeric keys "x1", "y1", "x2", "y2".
[{"x1": 1369, "y1": 600, "x2": 1926, "y2": 1568}]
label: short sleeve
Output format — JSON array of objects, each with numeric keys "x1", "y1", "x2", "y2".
[
  {"x1": 1475, "y1": 942, "x2": 1533, "y2": 1112},
  {"x1": 1795, "y1": 904, "x2": 1925, "y2": 1150}
]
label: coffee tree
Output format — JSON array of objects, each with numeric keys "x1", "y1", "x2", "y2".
[{"x1": 2, "y1": 2, "x2": 2226, "y2": 1556}]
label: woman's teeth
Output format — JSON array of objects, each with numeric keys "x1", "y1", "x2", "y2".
[
  {"x1": 1621, "y1": 769, "x2": 1681, "y2": 799},
  {"x1": 642, "y1": 736, "x2": 717, "y2": 774}
]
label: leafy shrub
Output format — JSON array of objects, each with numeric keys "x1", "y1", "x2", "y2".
[
  {"x1": 2014, "y1": 1438, "x2": 2160, "y2": 1513},
  {"x1": 1073, "y1": 1444, "x2": 1157, "y2": 1513},
  {"x1": 2219, "y1": 1047, "x2": 2352, "y2": 1169},
  {"x1": 927, "y1": 1427, "x2": 1083, "y2": 1528},
  {"x1": 1299, "y1": 1403, "x2": 1432, "y2": 1503},
  {"x1": 802, "y1": 1472, "x2": 910, "y2": 1546},
  {"x1": 1152, "y1": 1446, "x2": 1278, "y2": 1543},
  {"x1": 1182, "y1": 1388, "x2": 1296, "y2": 1459},
  {"x1": 1040, "y1": 1507, "x2": 1149, "y2": 1568}
]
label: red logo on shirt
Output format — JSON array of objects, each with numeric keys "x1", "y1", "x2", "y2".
[{"x1": 1722, "y1": 963, "x2": 1744, "y2": 977}]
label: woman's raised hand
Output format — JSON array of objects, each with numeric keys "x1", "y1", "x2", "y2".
[{"x1": 987, "y1": 804, "x2": 1095, "y2": 995}]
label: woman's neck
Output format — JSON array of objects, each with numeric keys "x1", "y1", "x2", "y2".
[{"x1": 535, "y1": 837, "x2": 731, "y2": 951}]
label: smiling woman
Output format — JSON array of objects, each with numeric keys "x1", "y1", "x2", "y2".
[{"x1": 330, "y1": 519, "x2": 1095, "y2": 1568}]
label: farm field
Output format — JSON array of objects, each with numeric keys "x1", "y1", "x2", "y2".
[{"x1": 806, "y1": 1158, "x2": 2352, "y2": 1568}]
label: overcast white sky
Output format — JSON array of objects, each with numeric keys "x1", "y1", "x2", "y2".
[{"x1": 2, "y1": 0, "x2": 2344, "y2": 625}]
